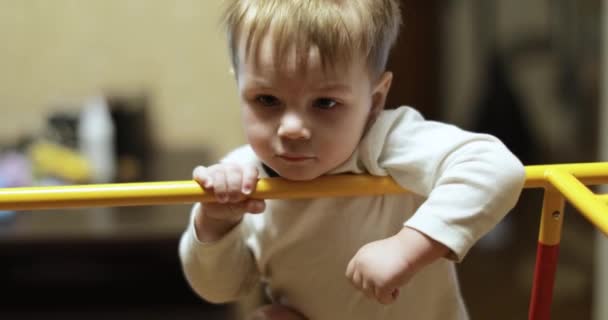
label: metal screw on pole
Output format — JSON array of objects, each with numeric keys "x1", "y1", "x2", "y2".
[{"x1": 552, "y1": 211, "x2": 561, "y2": 220}]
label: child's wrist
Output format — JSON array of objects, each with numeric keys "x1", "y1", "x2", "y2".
[
  {"x1": 194, "y1": 206, "x2": 242, "y2": 242},
  {"x1": 394, "y1": 227, "x2": 450, "y2": 271}
]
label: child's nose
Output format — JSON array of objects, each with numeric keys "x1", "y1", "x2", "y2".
[{"x1": 277, "y1": 113, "x2": 311, "y2": 140}]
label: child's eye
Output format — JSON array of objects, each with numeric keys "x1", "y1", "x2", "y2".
[
  {"x1": 313, "y1": 98, "x2": 337, "y2": 110},
  {"x1": 255, "y1": 95, "x2": 280, "y2": 107}
]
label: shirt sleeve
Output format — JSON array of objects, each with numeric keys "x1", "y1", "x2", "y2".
[
  {"x1": 358, "y1": 107, "x2": 526, "y2": 261},
  {"x1": 179, "y1": 205, "x2": 259, "y2": 304}
]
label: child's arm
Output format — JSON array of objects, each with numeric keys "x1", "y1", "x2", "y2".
[
  {"x1": 179, "y1": 163, "x2": 264, "y2": 304},
  {"x1": 343, "y1": 107, "x2": 526, "y2": 304},
  {"x1": 346, "y1": 226, "x2": 448, "y2": 304},
  {"x1": 359, "y1": 107, "x2": 526, "y2": 261}
]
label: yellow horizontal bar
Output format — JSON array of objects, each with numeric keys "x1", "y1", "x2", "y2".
[
  {"x1": 546, "y1": 170, "x2": 608, "y2": 235},
  {"x1": 525, "y1": 162, "x2": 608, "y2": 188},
  {"x1": 0, "y1": 175, "x2": 408, "y2": 211},
  {"x1": 601, "y1": 194, "x2": 608, "y2": 205},
  {"x1": 0, "y1": 162, "x2": 606, "y2": 212}
]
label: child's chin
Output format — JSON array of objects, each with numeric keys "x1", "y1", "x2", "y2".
[{"x1": 277, "y1": 169, "x2": 323, "y2": 181}]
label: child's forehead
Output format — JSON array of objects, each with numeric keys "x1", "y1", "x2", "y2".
[{"x1": 237, "y1": 32, "x2": 367, "y2": 81}]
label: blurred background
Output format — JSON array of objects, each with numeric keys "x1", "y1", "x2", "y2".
[{"x1": 0, "y1": 0, "x2": 606, "y2": 319}]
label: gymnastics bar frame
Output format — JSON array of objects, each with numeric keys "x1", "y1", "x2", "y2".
[
  {"x1": 0, "y1": 162, "x2": 607, "y2": 319},
  {"x1": 525, "y1": 163, "x2": 608, "y2": 320}
]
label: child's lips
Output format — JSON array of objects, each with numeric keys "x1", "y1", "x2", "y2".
[{"x1": 277, "y1": 154, "x2": 316, "y2": 162}]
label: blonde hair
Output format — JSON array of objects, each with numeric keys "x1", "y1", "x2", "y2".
[{"x1": 222, "y1": 0, "x2": 402, "y2": 79}]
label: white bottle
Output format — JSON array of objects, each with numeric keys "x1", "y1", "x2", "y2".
[{"x1": 78, "y1": 95, "x2": 116, "y2": 183}]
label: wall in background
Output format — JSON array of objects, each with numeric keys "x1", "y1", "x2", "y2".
[
  {"x1": 0, "y1": 0, "x2": 243, "y2": 159},
  {"x1": 593, "y1": 1, "x2": 608, "y2": 318},
  {"x1": 442, "y1": 0, "x2": 600, "y2": 163}
]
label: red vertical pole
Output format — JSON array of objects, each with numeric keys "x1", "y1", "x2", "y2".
[{"x1": 528, "y1": 188, "x2": 565, "y2": 320}]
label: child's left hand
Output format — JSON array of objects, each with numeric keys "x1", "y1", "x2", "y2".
[
  {"x1": 345, "y1": 227, "x2": 450, "y2": 305},
  {"x1": 345, "y1": 235, "x2": 412, "y2": 304}
]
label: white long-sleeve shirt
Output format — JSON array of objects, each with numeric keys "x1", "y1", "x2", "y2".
[{"x1": 180, "y1": 106, "x2": 526, "y2": 319}]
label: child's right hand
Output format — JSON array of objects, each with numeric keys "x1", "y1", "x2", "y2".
[{"x1": 192, "y1": 163, "x2": 266, "y2": 241}]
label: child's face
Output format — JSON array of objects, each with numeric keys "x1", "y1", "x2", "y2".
[{"x1": 236, "y1": 35, "x2": 391, "y2": 181}]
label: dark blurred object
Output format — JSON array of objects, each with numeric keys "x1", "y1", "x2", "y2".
[
  {"x1": 472, "y1": 53, "x2": 538, "y2": 164},
  {"x1": 385, "y1": 0, "x2": 441, "y2": 119},
  {"x1": 107, "y1": 93, "x2": 152, "y2": 182},
  {"x1": 46, "y1": 112, "x2": 79, "y2": 149},
  {"x1": 470, "y1": 1, "x2": 537, "y2": 164},
  {"x1": 43, "y1": 93, "x2": 152, "y2": 183}
]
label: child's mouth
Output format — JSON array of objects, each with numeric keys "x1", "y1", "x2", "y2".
[{"x1": 278, "y1": 154, "x2": 316, "y2": 162}]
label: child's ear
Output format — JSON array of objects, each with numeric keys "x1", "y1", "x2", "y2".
[
  {"x1": 369, "y1": 71, "x2": 393, "y2": 117},
  {"x1": 364, "y1": 72, "x2": 393, "y2": 133}
]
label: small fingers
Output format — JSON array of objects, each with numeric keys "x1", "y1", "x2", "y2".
[
  {"x1": 243, "y1": 199, "x2": 266, "y2": 214},
  {"x1": 351, "y1": 269, "x2": 361, "y2": 289},
  {"x1": 203, "y1": 202, "x2": 245, "y2": 222},
  {"x1": 224, "y1": 164, "x2": 244, "y2": 202},
  {"x1": 351, "y1": 270, "x2": 374, "y2": 300},
  {"x1": 216, "y1": 199, "x2": 265, "y2": 216},
  {"x1": 392, "y1": 288, "x2": 400, "y2": 300},
  {"x1": 345, "y1": 257, "x2": 393, "y2": 304},
  {"x1": 241, "y1": 166, "x2": 259, "y2": 195},
  {"x1": 375, "y1": 286, "x2": 399, "y2": 305},
  {"x1": 346, "y1": 257, "x2": 364, "y2": 292},
  {"x1": 361, "y1": 280, "x2": 376, "y2": 300},
  {"x1": 193, "y1": 163, "x2": 260, "y2": 205},
  {"x1": 211, "y1": 168, "x2": 228, "y2": 203},
  {"x1": 345, "y1": 258, "x2": 355, "y2": 280},
  {"x1": 192, "y1": 166, "x2": 213, "y2": 188}
]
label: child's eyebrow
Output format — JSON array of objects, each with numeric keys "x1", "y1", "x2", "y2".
[
  {"x1": 317, "y1": 83, "x2": 352, "y2": 94},
  {"x1": 247, "y1": 77, "x2": 274, "y2": 90}
]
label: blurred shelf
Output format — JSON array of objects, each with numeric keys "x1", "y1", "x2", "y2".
[
  {"x1": 0, "y1": 149, "x2": 209, "y2": 242},
  {"x1": 0, "y1": 149, "x2": 232, "y2": 318}
]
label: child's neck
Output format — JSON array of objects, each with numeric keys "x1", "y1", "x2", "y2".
[{"x1": 262, "y1": 163, "x2": 280, "y2": 178}]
